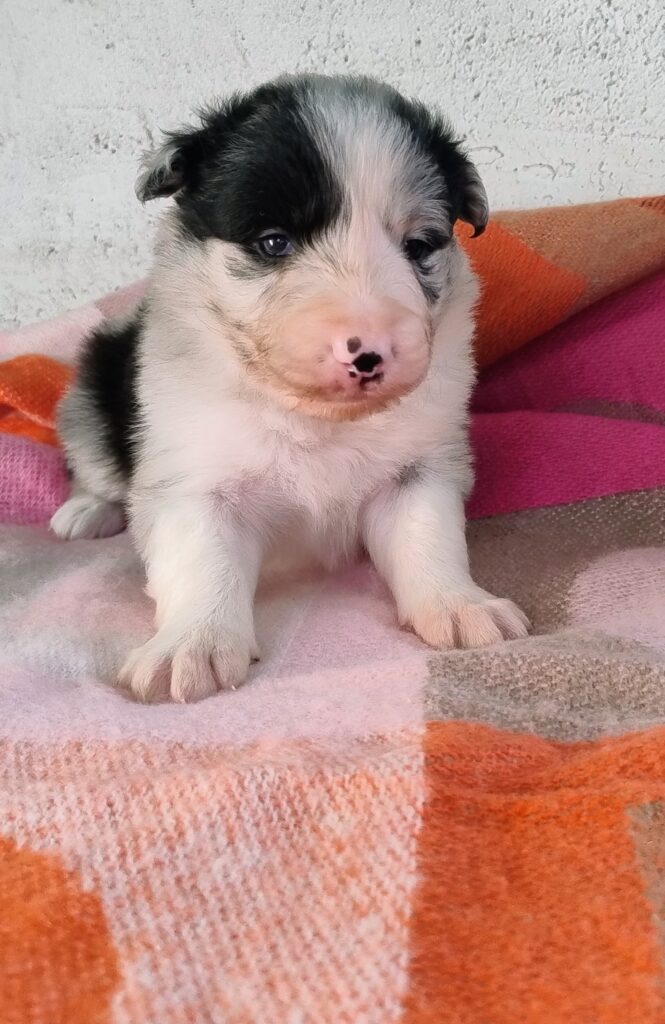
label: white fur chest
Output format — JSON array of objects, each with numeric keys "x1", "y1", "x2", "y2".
[
  {"x1": 135, "y1": 279, "x2": 474, "y2": 564},
  {"x1": 137, "y1": 358, "x2": 453, "y2": 563},
  {"x1": 243, "y1": 399, "x2": 436, "y2": 566}
]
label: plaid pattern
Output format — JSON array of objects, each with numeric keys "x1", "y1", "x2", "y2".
[
  {"x1": 465, "y1": 195, "x2": 665, "y2": 365},
  {"x1": 1, "y1": 197, "x2": 665, "y2": 1023}
]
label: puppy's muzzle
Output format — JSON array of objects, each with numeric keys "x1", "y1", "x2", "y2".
[{"x1": 331, "y1": 334, "x2": 391, "y2": 389}]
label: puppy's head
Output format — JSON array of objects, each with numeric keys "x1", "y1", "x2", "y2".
[{"x1": 138, "y1": 75, "x2": 487, "y2": 420}]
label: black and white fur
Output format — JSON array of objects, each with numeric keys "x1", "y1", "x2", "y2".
[{"x1": 52, "y1": 74, "x2": 528, "y2": 703}]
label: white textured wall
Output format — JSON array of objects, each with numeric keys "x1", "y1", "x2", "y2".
[{"x1": 2, "y1": 0, "x2": 663, "y2": 327}]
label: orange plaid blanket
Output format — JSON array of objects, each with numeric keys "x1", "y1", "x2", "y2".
[{"x1": 1, "y1": 196, "x2": 665, "y2": 1023}]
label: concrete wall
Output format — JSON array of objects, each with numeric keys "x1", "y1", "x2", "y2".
[{"x1": 2, "y1": 0, "x2": 663, "y2": 327}]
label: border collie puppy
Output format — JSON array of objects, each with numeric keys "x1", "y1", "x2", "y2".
[{"x1": 51, "y1": 74, "x2": 529, "y2": 703}]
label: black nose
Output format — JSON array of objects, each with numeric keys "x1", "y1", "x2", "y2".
[{"x1": 353, "y1": 351, "x2": 383, "y2": 374}]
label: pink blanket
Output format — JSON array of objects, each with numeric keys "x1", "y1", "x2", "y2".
[{"x1": 2, "y1": 267, "x2": 665, "y2": 1022}]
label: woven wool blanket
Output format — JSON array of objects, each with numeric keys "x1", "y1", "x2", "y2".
[{"x1": 1, "y1": 197, "x2": 665, "y2": 1023}]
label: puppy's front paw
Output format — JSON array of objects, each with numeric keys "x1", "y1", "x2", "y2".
[
  {"x1": 407, "y1": 591, "x2": 529, "y2": 651},
  {"x1": 119, "y1": 627, "x2": 257, "y2": 704},
  {"x1": 51, "y1": 494, "x2": 125, "y2": 540}
]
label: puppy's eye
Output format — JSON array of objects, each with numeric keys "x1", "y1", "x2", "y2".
[
  {"x1": 404, "y1": 238, "x2": 434, "y2": 262},
  {"x1": 403, "y1": 233, "x2": 446, "y2": 263},
  {"x1": 257, "y1": 233, "x2": 295, "y2": 258}
]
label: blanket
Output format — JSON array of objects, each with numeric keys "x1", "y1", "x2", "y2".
[{"x1": 1, "y1": 197, "x2": 665, "y2": 1023}]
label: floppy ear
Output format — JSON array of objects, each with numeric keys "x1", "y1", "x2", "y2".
[
  {"x1": 453, "y1": 160, "x2": 489, "y2": 238},
  {"x1": 135, "y1": 125, "x2": 208, "y2": 202},
  {"x1": 422, "y1": 113, "x2": 490, "y2": 237}
]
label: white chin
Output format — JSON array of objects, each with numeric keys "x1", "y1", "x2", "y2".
[
  {"x1": 285, "y1": 389, "x2": 401, "y2": 422},
  {"x1": 257, "y1": 368, "x2": 421, "y2": 420}
]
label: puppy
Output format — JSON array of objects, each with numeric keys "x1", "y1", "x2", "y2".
[{"x1": 51, "y1": 73, "x2": 529, "y2": 703}]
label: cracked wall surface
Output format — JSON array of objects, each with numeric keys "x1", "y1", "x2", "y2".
[{"x1": 2, "y1": 0, "x2": 663, "y2": 327}]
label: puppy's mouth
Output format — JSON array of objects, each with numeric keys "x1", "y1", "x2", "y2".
[
  {"x1": 261, "y1": 364, "x2": 424, "y2": 422},
  {"x1": 235, "y1": 323, "x2": 430, "y2": 420}
]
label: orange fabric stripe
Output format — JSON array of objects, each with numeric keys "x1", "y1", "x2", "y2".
[
  {"x1": 494, "y1": 199, "x2": 665, "y2": 312},
  {"x1": 404, "y1": 722, "x2": 665, "y2": 1023},
  {"x1": 0, "y1": 355, "x2": 72, "y2": 447},
  {"x1": 0, "y1": 837, "x2": 119, "y2": 1023},
  {"x1": 458, "y1": 220, "x2": 587, "y2": 367},
  {"x1": 0, "y1": 411, "x2": 59, "y2": 447}
]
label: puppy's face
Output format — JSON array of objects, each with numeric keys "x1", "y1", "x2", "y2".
[{"x1": 138, "y1": 76, "x2": 488, "y2": 420}]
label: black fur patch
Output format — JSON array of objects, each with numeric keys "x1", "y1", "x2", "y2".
[
  {"x1": 168, "y1": 80, "x2": 344, "y2": 261},
  {"x1": 138, "y1": 74, "x2": 486, "y2": 272},
  {"x1": 386, "y1": 88, "x2": 488, "y2": 236},
  {"x1": 77, "y1": 309, "x2": 142, "y2": 477}
]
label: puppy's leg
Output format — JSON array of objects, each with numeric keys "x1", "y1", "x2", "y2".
[
  {"x1": 50, "y1": 374, "x2": 129, "y2": 540},
  {"x1": 120, "y1": 497, "x2": 261, "y2": 703},
  {"x1": 50, "y1": 480, "x2": 126, "y2": 540},
  {"x1": 363, "y1": 470, "x2": 528, "y2": 650}
]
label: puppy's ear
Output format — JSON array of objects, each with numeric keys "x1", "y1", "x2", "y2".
[
  {"x1": 450, "y1": 159, "x2": 489, "y2": 238},
  {"x1": 421, "y1": 113, "x2": 489, "y2": 237},
  {"x1": 395, "y1": 96, "x2": 490, "y2": 238},
  {"x1": 135, "y1": 125, "x2": 207, "y2": 203}
]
